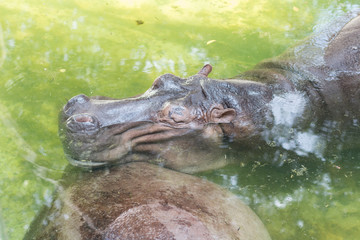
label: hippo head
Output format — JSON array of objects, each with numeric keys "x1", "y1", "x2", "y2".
[{"x1": 59, "y1": 65, "x2": 272, "y2": 172}]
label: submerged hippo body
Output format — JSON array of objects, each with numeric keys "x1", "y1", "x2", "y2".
[
  {"x1": 24, "y1": 162, "x2": 271, "y2": 240},
  {"x1": 59, "y1": 13, "x2": 360, "y2": 172}
]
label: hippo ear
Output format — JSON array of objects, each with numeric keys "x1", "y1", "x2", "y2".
[
  {"x1": 209, "y1": 105, "x2": 236, "y2": 123},
  {"x1": 197, "y1": 64, "x2": 212, "y2": 77}
]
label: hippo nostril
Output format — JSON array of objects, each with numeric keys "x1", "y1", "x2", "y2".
[
  {"x1": 74, "y1": 115, "x2": 94, "y2": 123},
  {"x1": 66, "y1": 114, "x2": 100, "y2": 133},
  {"x1": 63, "y1": 94, "x2": 90, "y2": 116}
]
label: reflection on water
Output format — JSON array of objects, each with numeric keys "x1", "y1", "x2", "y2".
[
  {"x1": 0, "y1": 0, "x2": 359, "y2": 239},
  {"x1": 266, "y1": 91, "x2": 328, "y2": 159},
  {"x1": 198, "y1": 148, "x2": 360, "y2": 239}
]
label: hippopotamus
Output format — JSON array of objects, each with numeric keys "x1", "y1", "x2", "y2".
[
  {"x1": 59, "y1": 13, "x2": 360, "y2": 172},
  {"x1": 23, "y1": 162, "x2": 271, "y2": 240}
]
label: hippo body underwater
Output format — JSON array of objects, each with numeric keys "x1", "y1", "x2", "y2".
[
  {"x1": 60, "y1": 13, "x2": 360, "y2": 172},
  {"x1": 23, "y1": 162, "x2": 271, "y2": 240}
]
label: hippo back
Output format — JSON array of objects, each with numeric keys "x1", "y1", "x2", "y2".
[{"x1": 24, "y1": 162, "x2": 271, "y2": 240}]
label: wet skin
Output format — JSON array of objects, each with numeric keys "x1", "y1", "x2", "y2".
[{"x1": 59, "y1": 14, "x2": 360, "y2": 172}]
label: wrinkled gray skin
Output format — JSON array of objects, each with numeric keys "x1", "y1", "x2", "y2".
[
  {"x1": 59, "y1": 13, "x2": 360, "y2": 172},
  {"x1": 24, "y1": 162, "x2": 271, "y2": 240}
]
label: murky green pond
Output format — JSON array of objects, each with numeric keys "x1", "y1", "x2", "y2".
[{"x1": 0, "y1": 0, "x2": 359, "y2": 239}]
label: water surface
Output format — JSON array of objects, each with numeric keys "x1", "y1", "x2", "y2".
[{"x1": 0, "y1": 1, "x2": 359, "y2": 239}]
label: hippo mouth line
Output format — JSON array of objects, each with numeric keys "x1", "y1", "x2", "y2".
[
  {"x1": 65, "y1": 154, "x2": 109, "y2": 168},
  {"x1": 62, "y1": 120, "x2": 194, "y2": 168}
]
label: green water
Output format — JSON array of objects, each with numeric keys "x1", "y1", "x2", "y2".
[{"x1": 0, "y1": 0, "x2": 359, "y2": 239}]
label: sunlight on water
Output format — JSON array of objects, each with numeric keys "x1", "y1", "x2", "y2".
[{"x1": 0, "y1": 0, "x2": 359, "y2": 239}]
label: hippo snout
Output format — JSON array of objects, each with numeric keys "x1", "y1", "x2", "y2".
[
  {"x1": 66, "y1": 114, "x2": 100, "y2": 133},
  {"x1": 63, "y1": 94, "x2": 90, "y2": 116}
]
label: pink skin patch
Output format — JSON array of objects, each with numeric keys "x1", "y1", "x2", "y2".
[{"x1": 104, "y1": 201, "x2": 213, "y2": 240}]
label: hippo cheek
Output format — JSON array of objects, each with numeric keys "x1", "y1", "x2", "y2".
[
  {"x1": 103, "y1": 124, "x2": 192, "y2": 163},
  {"x1": 137, "y1": 131, "x2": 229, "y2": 173}
]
